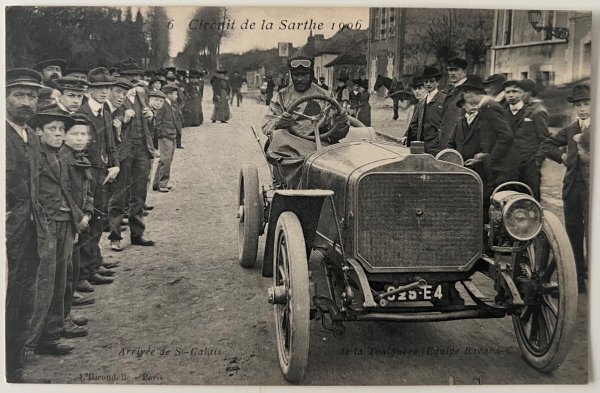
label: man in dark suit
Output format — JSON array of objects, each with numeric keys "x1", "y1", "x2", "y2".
[
  {"x1": 502, "y1": 80, "x2": 550, "y2": 200},
  {"x1": 76, "y1": 67, "x2": 120, "y2": 290},
  {"x1": 405, "y1": 66, "x2": 446, "y2": 155},
  {"x1": 541, "y1": 85, "x2": 591, "y2": 293},
  {"x1": 440, "y1": 57, "x2": 469, "y2": 148},
  {"x1": 153, "y1": 85, "x2": 182, "y2": 192},
  {"x1": 456, "y1": 76, "x2": 519, "y2": 206},
  {"x1": 107, "y1": 77, "x2": 156, "y2": 249},
  {"x1": 317, "y1": 76, "x2": 329, "y2": 91},
  {"x1": 5, "y1": 68, "x2": 48, "y2": 382}
]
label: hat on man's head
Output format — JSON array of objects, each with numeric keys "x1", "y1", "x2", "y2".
[
  {"x1": 502, "y1": 80, "x2": 523, "y2": 90},
  {"x1": 446, "y1": 58, "x2": 469, "y2": 70},
  {"x1": 410, "y1": 76, "x2": 424, "y2": 89},
  {"x1": 458, "y1": 74, "x2": 485, "y2": 94},
  {"x1": 287, "y1": 56, "x2": 314, "y2": 73},
  {"x1": 55, "y1": 77, "x2": 89, "y2": 92},
  {"x1": 164, "y1": 67, "x2": 177, "y2": 74},
  {"x1": 420, "y1": 66, "x2": 442, "y2": 81},
  {"x1": 88, "y1": 67, "x2": 116, "y2": 87},
  {"x1": 359, "y1": 79, "x2": 369, "y2": 90},
  {"x1": 70, "y1": 113, "x2": 92, "y2": 126},
  {"x1": 112, "y1": 78, "x2": 135, "y2": 91},
  {"x1": 162, "y1": 85, "x2": 179, "y2": 94},
  {"x1": 567, "y1": 85, "x2": 591, "y2": 103},
  {"x1": 27, "y1": 103, "x2": 75, "y2": 130},
  {"x1": 215, "y1": 69, "x2": 228, "y2": 74},
  {"x1": 63, "y1": 68, "x2": 89, "y2": 80},
  {"x1": 482, "y1": 73, "x2": 507, "y2": 86},
  {"x1": 319, "y1": 76, "x2": 325, "y2": 80},
  {"x1": 149, "y1": 90, "x2": 167, "y2": 99},
  {"x1": 520, "y1": 79, "x2": 538, "y2": 96},
  {"x1": 118, "y1": 58, "x2": 144, "y2": 75},
  {"x1": 352, "y1": 78, "x2": 362, "y2": 86},
  {"x1": 149, "y1": 78, "x2": 166, "y2": 88},
  {"x1": 32, "y1": 59, "x2": 68, "y2": 72},
  {"x1": 6, "y1": 68, "x2": 44, "y2": 89},
  {"x1": 337, "y1": 71, "x2": 349, "y2": 82}
]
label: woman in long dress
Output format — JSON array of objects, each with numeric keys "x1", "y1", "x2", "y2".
[
  {"x1": 356, "y1": 79, "x2": 371, "y2": 126},
  {"x1": 211, "y1": 71, "x2": 231, "y2": 123},
  {"x1": 183, "y1": 71, "x2": 203, "y2": 126}
]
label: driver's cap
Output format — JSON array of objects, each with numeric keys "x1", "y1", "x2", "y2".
[{"x1": 287, "y1": 56, "x2": 313, "y2": 73}]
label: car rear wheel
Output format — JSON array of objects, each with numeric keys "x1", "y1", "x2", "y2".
[
  {"x1": 512, "y1": 211, "x2": 578, "y2": 372},
  {"x1": 273, "y1": 212, "x2": 310, "y2": 382},
  {"x1": 237, "y1": 164, "x2": 262, "y2": 267}
]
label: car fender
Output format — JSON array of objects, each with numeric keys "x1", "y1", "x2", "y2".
[{"x1": 262, "y1": 190, "x2": 333, "y2": 277}]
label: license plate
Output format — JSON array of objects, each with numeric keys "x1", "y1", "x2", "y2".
[{"x1": 384, "y1": 284, "x2": 444, "y2": 302}]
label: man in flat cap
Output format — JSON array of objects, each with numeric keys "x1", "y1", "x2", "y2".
[
  {"x1": 405, "y1": 66, "x2": 446, "y2": 155},
  {"x1": 5, "y1": 68, "x2": 49, "y2": 382},
  {"x1": 56, "y1": 77, "x2": 89, "y2": 114},
  {"x1": 542, "y1": 85, "x2": 591, "y2": 293},
  {"x1": 262, "y1": 56, "x2": 349, "y2": 187},
  {"x1": 153, "y1": 85, "x2": 182, "y2": 193},
  {"x1": 440, "y1": 57, "x2": 469, "y2": 148},
  {"x1": 107, "y1": 77, "x2": 155, "y2": 249},
  {"x1": 76, "y1": 67, "x2": 120, "y2": 291},
  {"x1": 502, "y1": 80, "x2": 549, "y2": 201}
]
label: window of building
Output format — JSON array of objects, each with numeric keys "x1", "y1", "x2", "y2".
[
  {"x1": 389, "y1": 8, "x2": 396, "y2": 37},
  {"x1": 521, "y1": 71, "x2": 528, "y2": 79},
  {"x1": 372, "y1": 9, "x2": 380, "y2": 40},
  {"x1": 380, "y1": 8, "x2": 387, "y2": 40},
  {"x1": 539, "y1": 71, "x2": 555, "y2": 86},
  {"x1": 503, "y1": 10, "x2": 513, "y2": 45}
]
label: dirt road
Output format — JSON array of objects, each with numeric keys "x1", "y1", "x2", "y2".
[{"x1": 22, "y1": 90, "x2": 588, "y2": 386}]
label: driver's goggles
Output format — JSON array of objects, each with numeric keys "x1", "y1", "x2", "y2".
[{"x1": 289, "y1": 59, "x2": 312, "y2": 69}]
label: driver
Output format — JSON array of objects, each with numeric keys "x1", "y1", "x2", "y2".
[{"x1": 262, "y1": 56, "x2": 349, "y2": 188}]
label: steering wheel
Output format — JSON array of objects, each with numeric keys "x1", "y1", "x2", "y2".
[{"x1": 283, "y1": 94, "x2": 345, "y2": 141}]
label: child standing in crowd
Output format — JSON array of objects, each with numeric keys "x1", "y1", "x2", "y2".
[
  {"x1": 25, "y1": 104, "x2": 81, "y2": 358},
  {"x1": 541, "y1": 85, "x2": 591, "y2": 294},
  {"x1": 153, "y1": 85, "x2": 181, "y2": 192}
]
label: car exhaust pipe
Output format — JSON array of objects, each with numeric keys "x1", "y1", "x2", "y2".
[{"x1": 376, "y1": 279, "x2": 428, "y2": 302}]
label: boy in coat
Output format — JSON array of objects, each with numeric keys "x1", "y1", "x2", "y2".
[
  {"x1": 153, "y1": 85, "x2": 181, "y2": 192},
  {"x1": 541, "y1": 85, "x2": 591, "y2": 293}
]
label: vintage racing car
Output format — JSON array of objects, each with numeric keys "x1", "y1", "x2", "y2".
[{"x1": 236, "y1": 95, "x2": 577, "y2": 382}]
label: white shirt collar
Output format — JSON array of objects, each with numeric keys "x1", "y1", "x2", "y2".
[
  {"x1": 426, "y1": 88, "x2": 439, "y2": 104},
  {"x1": 510, "y1": 101, "x2": 524, "y2": 114},
  {"x1": 465, "y1": 111, "x2": 478, "y2": 125},
  {"x1": 454, "y1": 78, "x2": 467, "y2": 87},
  {"x1": 106, "y1": 99, "x2": 117, "y2": 113},
  {"x1": 57, "y1": 101, "x2": 73, "y2": 114},
  {"x1": 579, "y1": 118, "x2": 591, "y2": 129},
  {"x1": 7, "y1": 119, "x2": 28, "y2": 142},
  {"x1": 88, "y1": 97, "x2": 104, "y2": 116},
  {"x1": 494, "y1": 91, "x2": 505, "y2": 102}
]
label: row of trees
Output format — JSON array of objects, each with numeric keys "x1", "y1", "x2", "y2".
[
  {"x1": 6, "y1": 6, "x2": 170, "y2": 70},
  {"x1": 174, "y1": 7, "x2": 230, "y2": 73}
]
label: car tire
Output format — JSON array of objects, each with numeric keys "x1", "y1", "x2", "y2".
[
  {"x1": 273, "y1": 212, "x2": 310, "y2": 383},
  {"x1": 512, "y1": 210, "x2": 578, "y2": 372},
  {"x1": 237, "y1": 163, "x2": 262, "y2": 268}
]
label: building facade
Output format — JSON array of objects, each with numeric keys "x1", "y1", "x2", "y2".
[{"x1": 488, "y1": 10, "x2": 592, "y2": 86}]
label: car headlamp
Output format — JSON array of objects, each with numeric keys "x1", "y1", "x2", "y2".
[{"x1": 496, "y1": 192, "x2": 543, "y2": 241}]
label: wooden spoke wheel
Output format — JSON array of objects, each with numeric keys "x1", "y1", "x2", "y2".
[
  {"x1": 273, "y1": 212, "x2": 310, "y2": 382},
  {"x1": 237, "y1": 164, "x2": 262, "y2": 267},
  {"x1": 512, "y1": 211, "x2": 578, "y2": 372}
]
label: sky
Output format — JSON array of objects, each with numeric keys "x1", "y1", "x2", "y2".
[{"x1": 166, "y1": 6, "x2": 369, "y2": 56}]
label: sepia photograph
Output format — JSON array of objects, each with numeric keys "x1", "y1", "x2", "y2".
[{"x1": 1, "y1": 0, "x2": 596, "y2": 389}]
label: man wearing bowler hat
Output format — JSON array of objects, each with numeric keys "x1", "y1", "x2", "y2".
[
  {"x1": 76, "y1": 67, "x2": 120, "y2": 291},
  {"x1": 482, "y1": 73, "x2": 507, "y2": 103},
  {"x1": 32, "y1": 58, "x2": 68, "y2": 87},
  {"x1": 440, "y1": 57, "x2": 469, "y2": 148},
  {"x1": 502, "y1": 79, "x2": 549, "y2": 201},
  {"x1": 5, "y1": 68, "x2": 49, "y2": 382},
  {"x1": 457, "y1": 76, "x2": 519, "y2": 210},
  {"x1": 542, "y1": 85, "x2": 591, "y2": 293},
  {"x1": 405, "y1": 66, "x2": 446, "y2": 155}
]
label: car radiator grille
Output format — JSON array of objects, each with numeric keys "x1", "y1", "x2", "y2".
[{"x1": 356, "y1": 173, "x2": 481, "y2": 271}]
